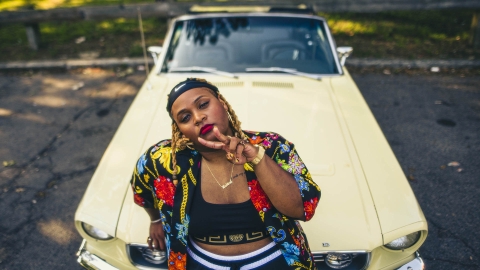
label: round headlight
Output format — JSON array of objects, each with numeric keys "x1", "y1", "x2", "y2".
[
  {"x1": 385, "y1": 231, "x2": 421, "y2": 250},
  {"x1": 325, "y1": 253, "x2": 354, "y2": 269},
  {"x1": 81, "y1": 222, "x2": 114, "y2": 240}
]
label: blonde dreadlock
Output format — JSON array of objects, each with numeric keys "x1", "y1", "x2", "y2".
[{"x1": 170, "y1": 89, "x2": 247, "y2": 183}]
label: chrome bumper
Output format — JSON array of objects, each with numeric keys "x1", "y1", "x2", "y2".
[
  {"x1": 396, "y1": 252, "x2": 425, "y2": 270},
  {"x1": 76, "y1": 239, "x2": 119, "y2": 270}
]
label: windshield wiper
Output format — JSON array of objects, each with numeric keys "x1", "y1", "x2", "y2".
[
  {"x1": 245, "y1": 67, "x2": 321, "y2": 81},
  {"x1": 169, "y1": 66, "x2": 238, "y2": 79}
]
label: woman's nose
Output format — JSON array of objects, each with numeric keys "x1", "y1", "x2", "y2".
[{"x1": 193, "y1": 113, "x2": 206, "y2": 125}]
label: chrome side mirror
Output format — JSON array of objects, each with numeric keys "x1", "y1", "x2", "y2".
[
  {"x1": 147, "y1": 46, "x2": 163, "y2": 66},
  {"x1": 337, "y1": 47, "x2": 353, "y2": 66}
]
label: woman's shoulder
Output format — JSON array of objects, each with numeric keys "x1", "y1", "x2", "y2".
[{"x1": 142, "y1": 139, "x2": 173, "y2": 157}]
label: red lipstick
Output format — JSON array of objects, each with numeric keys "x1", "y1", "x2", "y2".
[{"x1": 200, "y1": 124, "x2": 213, "y2": 135}]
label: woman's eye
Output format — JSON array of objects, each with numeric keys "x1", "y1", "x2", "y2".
[
  {"x1": 180, "y1": 114, "x2": 190, "y2": 123},
  {"x1": 199, "y1": 101, "x2": 209, "y2": 109}
]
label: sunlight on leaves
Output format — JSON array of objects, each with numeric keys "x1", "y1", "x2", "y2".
[
  {"x1": 327, "y1": 19, "x2": 375, "y2": 35},
  {"x1": 100, "y1": 21, "x2": 113, "y2": 29}
]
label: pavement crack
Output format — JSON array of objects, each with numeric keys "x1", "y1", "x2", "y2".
[
  {"x1": 0, "y1": 105, "x2": 94, "y2": 190},
  {"x1": 423, "y1": 256, "x2": 478, "y2": 268},
  {"x1": 428, "y1": 218, "x2": 479, "y2": 260}
]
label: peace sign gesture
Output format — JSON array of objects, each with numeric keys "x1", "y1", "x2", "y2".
[{"x1": 197, "y1": 126, "x2": 258, "y2": 164}]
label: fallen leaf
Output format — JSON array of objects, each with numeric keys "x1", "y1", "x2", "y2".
[
  {"x1": 47, "y1": 181, "x2": 57, "y2": 189},
  {"x1": 457, "y1": 168, "x2": 464, "y2": 173},
  {"x1": 440, "y1": 165, "x2": 446, "y2": 169},
  {"x1": 82, "y1": 67, "x2": 107, "y2": 75},
  {"x1": 430, "y1": 67, "x2": 440, "y2": 72},
  {"x1": 383, "y1": 69, "x2": 391, "y2": 75},
  {"x1": 32, "y1": 200, "x2": 37, "y2": 204},
  {"x1": 408, "y1": 174, "x2": 415, "y2": 181},
  {"x1": 2, "y1": 160, "x2": 15, "y2": 167},
  {"x1": 72, "y1": 82, "x2": 84, "y2": 91},
  {"x1": 448, "y1": 161, "x2": 460, "y2": 167},
  {"x1": 15, "y1": 187, "x2": 25, "y2": 193},
  {"x1": 75, "y1": 36, "x2": 86, "y2": 44}
]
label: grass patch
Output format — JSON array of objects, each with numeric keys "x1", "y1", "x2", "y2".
[
  {"x1": 0, "y1": 17, "x2": 167, "y2": 61},
  {"x1": 321, "y1": 9, "x2": 478, "y2": 59},
  {"x1": 0, "y1": 5, "x2": 478, "y2": 61}
]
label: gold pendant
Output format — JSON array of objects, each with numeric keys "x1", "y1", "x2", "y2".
[{"x1": 220, "y1": 179, "x2": 233, "y2": 189}]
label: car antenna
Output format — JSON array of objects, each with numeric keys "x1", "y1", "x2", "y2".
[{"x1": 138, "y1": 8, "x2": 152, "y2": 90}]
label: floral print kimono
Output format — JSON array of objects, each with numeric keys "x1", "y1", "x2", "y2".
[{"x1": 131, "y1": 131, "x2": 321, "y2": 269}]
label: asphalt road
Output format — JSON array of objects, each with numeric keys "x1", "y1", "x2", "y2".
[{"x1": 0, "y1": 70, "x2": 478, "y2": 269}]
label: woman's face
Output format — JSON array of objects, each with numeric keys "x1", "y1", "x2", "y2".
[{"x1": 171, "y1": 87, "x2": 232, "y2": 149}]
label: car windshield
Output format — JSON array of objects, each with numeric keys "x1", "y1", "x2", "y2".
[{"x1": 162, "y1": 16, "x2": 339, "y2": 74}]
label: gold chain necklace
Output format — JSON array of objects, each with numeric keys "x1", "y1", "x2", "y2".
[{"x1": 203, "y1": 158, "x2": 235, "y2": 189}]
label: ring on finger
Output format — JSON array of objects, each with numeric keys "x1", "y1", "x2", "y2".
[
  {"x1": 226, "y1": 152, "x2": 235, "y2": 160},
  {"x1": 238, "y1": 140, "x2": 246, "y2": 146},
  {"x1": 147, "y1": 237, "x2": 152, "y2": 241}
]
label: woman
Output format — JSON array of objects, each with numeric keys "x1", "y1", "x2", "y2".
[{"x1": 131, "y1": 78, "x2": 320, "y2": 269}]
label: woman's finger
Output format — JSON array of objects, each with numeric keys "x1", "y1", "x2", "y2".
[
  {"x1": 147, "y1": 237, "x2": 154, "y2": 250},
  {"x1": 212, "y1": 126, "x2": 230, "y2": 144},
  {"x1": 156, "y1": 237, "x2": 166, "y2": 251},
  {"x1": 197, "y1": 137, "x2": 225, "y2": 149},
  {"x1": 235, "y1": 142, "x2": 245, "y2": 163},
  {"x1": 153, "y1": 238, "x2": 161, "y2": 251}
]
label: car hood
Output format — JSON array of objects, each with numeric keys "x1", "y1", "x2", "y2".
[
  {"x1": 76, "y1": 73, "x2": 424, "y2": 252},
  {"x1": 112, "y1": 74, "x2": 382, "y2": 251}
]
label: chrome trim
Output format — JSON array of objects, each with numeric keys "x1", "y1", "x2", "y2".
[
  {"x1": 396, "y1": 252, "x2": 425, "y2": 270},
  {"x1": 76, "y1": 239, "x2": 119, "y2": 270},
  {"x1": 126, "y1": 243, "x2": 167, "y2": 270},
  {"x1": 157, "y1": 13, "x2": 344, "y2": 77},
  {"x1": 312, "y1": 250, "x2": 369, "y2": 255},
  {"x1": 312, "y1": 250, "x2": 371, "y2": 270}
]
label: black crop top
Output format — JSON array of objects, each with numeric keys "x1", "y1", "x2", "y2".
[{"x1": 189, "y1": 177, "x2": 268, "y2": 245}]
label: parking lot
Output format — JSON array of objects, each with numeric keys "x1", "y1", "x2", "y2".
[{"x1": 0, "y1": 69, "x2": 478, "y2": 269}]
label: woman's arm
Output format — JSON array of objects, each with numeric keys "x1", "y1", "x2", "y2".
[
  {"x1": 144, "y1": 208, "x2": 166, "y2": 251},
  {"x1": 252, "y1": 152, "x2": 304, "y2": 218}
]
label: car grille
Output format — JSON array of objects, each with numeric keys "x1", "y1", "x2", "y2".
[
  {"x1": 313, "y1": 252, "x2": 370, "y2": 270},
  {"x1": 126, "y1": 244, "x2": 168, "y2": 269}
]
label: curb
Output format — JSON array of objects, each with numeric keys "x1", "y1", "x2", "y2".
[
  {"x1": 0, "y1": 57, "x2": 479, "y2": 71},
  {"x1": 0, "y1": 58, "x2": 153, "y2": 70}
]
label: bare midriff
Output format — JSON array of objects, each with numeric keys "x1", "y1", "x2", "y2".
[{"x1": 193, "y1": 237, "x2": 273, "y2": 256}]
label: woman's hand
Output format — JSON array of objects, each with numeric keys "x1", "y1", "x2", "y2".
[
  {"x1": 148, "y1": 222, "x2": 166, "y2": 251},
  {"x1": 197, "y1": 126, "x2": 258, "y2": 164}
]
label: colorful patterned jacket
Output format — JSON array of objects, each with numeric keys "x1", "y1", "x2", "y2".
[{"x1": 131, "y1": 131, "x2": 321, "y2": 269}]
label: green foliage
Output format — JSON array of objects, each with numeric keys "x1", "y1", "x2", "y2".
[
  {"x1": 0, "y1": 0, "x2": 152, "y2": 11},
  {"x1": 321, "y1": 9, "x2": 477, "y2": 59},
  {"x1": 0, "y1": 17, "x2": 167, "y2": 61},
  {"x1": 0, "y1": 5, "x2": 477, "y2": 61}
]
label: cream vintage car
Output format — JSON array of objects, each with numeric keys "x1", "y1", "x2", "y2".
[{"x1": 75, "y1": 8, "x2": 427, "y2": 270}]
